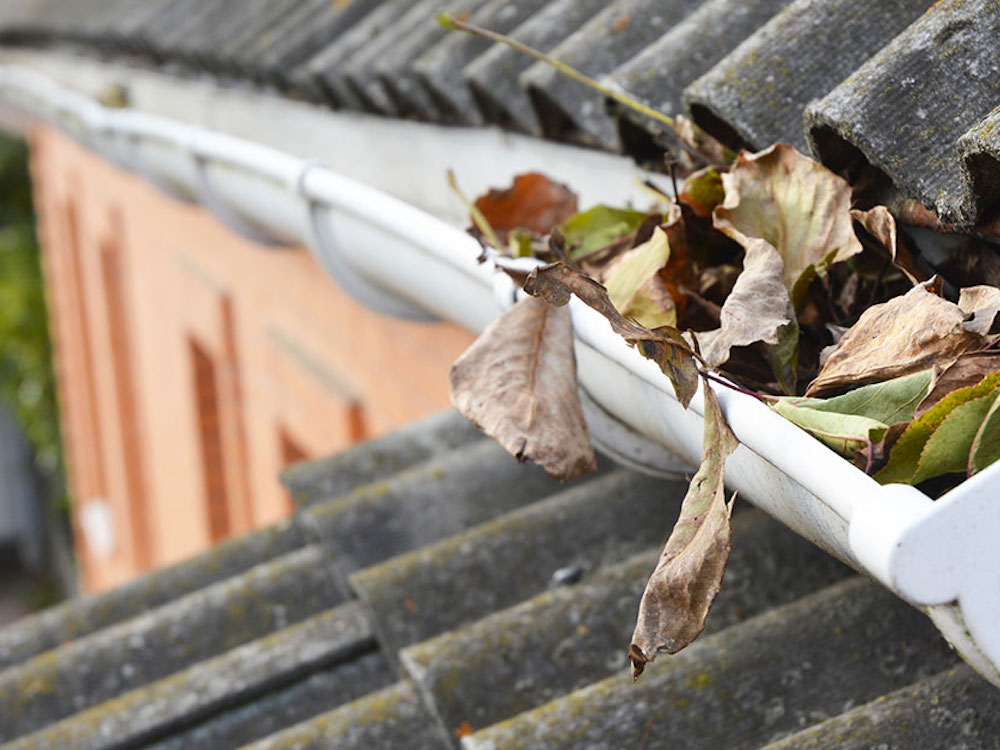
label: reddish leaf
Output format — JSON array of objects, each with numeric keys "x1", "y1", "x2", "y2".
[{"x1": 473, "y1": 172, "x2": 578, "y2": 242}]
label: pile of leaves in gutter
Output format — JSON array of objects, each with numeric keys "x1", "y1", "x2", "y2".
[{"x1": 447, "y1": 142, "x2": 1000, "y2": 679}]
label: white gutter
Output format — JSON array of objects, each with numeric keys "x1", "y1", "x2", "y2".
[{"x1": 2, "y1": 63, "x2": 998, "y2": 686}]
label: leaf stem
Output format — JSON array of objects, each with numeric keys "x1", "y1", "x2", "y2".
[
  {"x1": 437, "y1": 12, "x2": 676, "y2": 132},
  {"x1": 699, "y1": 370, "x2": 778, "y2": 402},
  {"x1": 447, "y1": 169, "x2": 504, "y2": 252}
]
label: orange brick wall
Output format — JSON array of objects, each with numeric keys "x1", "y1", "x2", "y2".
[{"x1": 29, "y1": 125, "x2": 476, "y2": 592}]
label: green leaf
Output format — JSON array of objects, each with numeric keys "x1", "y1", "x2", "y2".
[
  {"x1": 771, "y1": 401, "x2": 888, "y2": 456},
  {"x1": 875, "y1": 372, "x2": 1000, "y2": 485},
  {"x1": 604, "y1": 227, "x2": 676, "y2": 329},
  {"x1": 770, "y1": 370, "x2": 933, "y2": 458},
  {"x1": 679, "y1": 166, "x2": 725, "y2": 217},
  {"x1": 970, "y1": 395, "x2": 1000, "y2": 475},
  {"x1": 914, "y1": 391, "x2": 1000, "y2": 484},
  {"x1": 789, "y1": 370, "x2": 933, "y2": 424},
  {"x1": 557, "y1": 205, "x2": 651, "y2": 260}
]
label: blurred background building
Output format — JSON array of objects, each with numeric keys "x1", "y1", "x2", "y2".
[{"x1": 20, "y1": 127, "x2": 475, "y2": 593}]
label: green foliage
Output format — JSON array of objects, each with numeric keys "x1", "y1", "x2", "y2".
[{"x1": 0, "y1": 135, "x2": 64, "y2": 484}]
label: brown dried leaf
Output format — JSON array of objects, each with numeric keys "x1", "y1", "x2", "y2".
[
  {"x1": 523, "y1": 263, "x2": 700, "y2": 407},
  {"x1": 958, "y1": 285, "x2": 1000, "y2": 335},
  {"x1": 450, "y1": 295, "x2": 596, "y2": 481},
  {"x1": 629, "y1": 384, "x2": 738, "y2": 679},
  {"x1": 851, "y1": 206, "x2": 927, "y2": 285},
  {"x1": 696, "y1": 239, "x2": 798, "y2": 376},
  {"x1": 916, "y1": 351, "x2": 1000, "y2": 418},
  {"x1": 806, "y1": 281, "x2": 983, "y2": 397},
  {"x1": 714, "y1": 144, "x2": 863, "y2": 309},
  {"x1": 473, "y1": 172, "x2": 578, "y2": 243}
]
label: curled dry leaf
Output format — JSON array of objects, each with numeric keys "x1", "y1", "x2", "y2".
[
  {"x1": 449, "y1": 295, "x2": 596, "y2": 481},
  {"x1": 713, "y1": 144, "x2": 863, "y2": 309},
  {"x1": 474, "y1": 172, "x2": 578, "y2": 244},
  {"x1": 851, "y1": 206, "x2": 927, "y2": 285},
  {"x1": 629, "y1": 383, "x2": 738, "y2": 679},
  {"x1": 806, "y1": 282, "x2": 983, "y2": 398},
  {"x1": 958, "y1": 285, "x2": 1000, "y2": 335},
  {"x1": 695, "y1": 238, "x2": 799, "y2": 392},
  {"x1": 523, "y1": 262, "x2": 700, "y2": 408}
]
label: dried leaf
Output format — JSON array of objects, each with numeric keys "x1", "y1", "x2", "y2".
[
  {"x1": 851, "y1": 206, "x2": 926, "y2": 285},
  {"x1": 875, "y1": 373, "x2": 1000, "y2": 485},
  {"x1": 770, "y1": 370, "x2": 933, "y2": 458},
  {"x1": 629, "y1": 384, "x2": 738, "y2": 678},
  {"x1": 557, "y1": 205, "x2": 652, "y2": 261},
  {"x1": 523, "y1": 263, "x2": 700, "y2": 407},
  {"x1": 604, "y1": 227, "x2": 677, "y2": 329},
  {"x1": 916, "y1": 351, "x2": 1000, "y2": 418},
  {"x1": 958, "y1": 285, "x2": 1000, "y2": 335},
  {"x1": 695, "y1": 238, "x2": 798, "y2": 392},
  {"x1": 806, "y1": 282, "x2": 982, "y2": 397},
  {"x1": 713, "y1": 144, "x2": 863, "y2": 309},
  {"x1": 450, "y1": 296, "x2": 596, "y2": 481},
  {"x1": 474, "y1": 172, "x2": 578, "y2": 243}
]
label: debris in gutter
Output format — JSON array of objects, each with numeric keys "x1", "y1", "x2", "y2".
[{"x1": 440, "y1": 13, "x2": 1000, "y2": 678}]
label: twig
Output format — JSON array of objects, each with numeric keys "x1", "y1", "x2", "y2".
[
  {"x1": 438, "y1": 12, "x2": 676, "y2": 132},
  {"x1": 446, "y1": 169, "x2": 503, "y2": 252},
  {"x1": 437, "y1": 13, "x2": 726, "y2": 170}
]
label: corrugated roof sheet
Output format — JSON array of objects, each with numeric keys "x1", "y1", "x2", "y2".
[
  {"x1": 1, "y1": 410, "x2": 999, "y2": 748},
  {"x1": 0, "y1": 0, "x2": 997, "y2": 226}
]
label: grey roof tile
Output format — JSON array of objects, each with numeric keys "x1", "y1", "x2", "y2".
[
  {"x1": 759, "y1": 663, "x2": 1000, "y2": 750},
  {"x1": 372, "y1": 0, "x2": 496, "y2": 119},
  {"x1": 520, "y1": 0, "x2": 704, "y2": 149},
  {"x1": 807, "y1": 0, "x2": 1000, "y2": 224},
  {"x1": 607, "y1": 0, "x2": 790, "y2": 156},
  {"x1": 0, "y1": 544, "x2": 340, "y2": 742},
  {"x1": 683, "y1": 0, "x2": 934, "y2": 152},
  {"x1": 0, "y1": 602, "x2": 374, "y2": 750},
  {"x1": 142, "y1": 653, "x2": 392, "y2": 750},
  {"x1": 300, "y1": 439, "x2": 601, "y2": 578},
  {"x1": 243, "y1": 680, "x2": 450, "y2": 750},
  {"x1": 1, "y1": 408, "x2": 997, "y2": 747},
  {"x1": 0, "y1": 517, "x2": 305, "y2": 671},
  {"x1": 296, "y1": 0, "x2": 398, "y2": 108},
  {"x1": 281, "y1": 409, "x2": 482, "y2": 509},
  {"x1": 461, "y1": 0, "x2": 606, "y2": 132},
  {"x1": 350, "y1": 470, "x2": 680, "y2": 658},
  {"x1": 960, "y1": 105, "x2": 1000, "y2": 223},
  {"x1": 401, "y1": 508, "x2": 853, "y2": 739},
  {"x1": 412, "y1": 0, "x2": 550, "y2": 124},
  {"x1": 463, "y1": 578, "x2": 958, "y2": 750}
]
